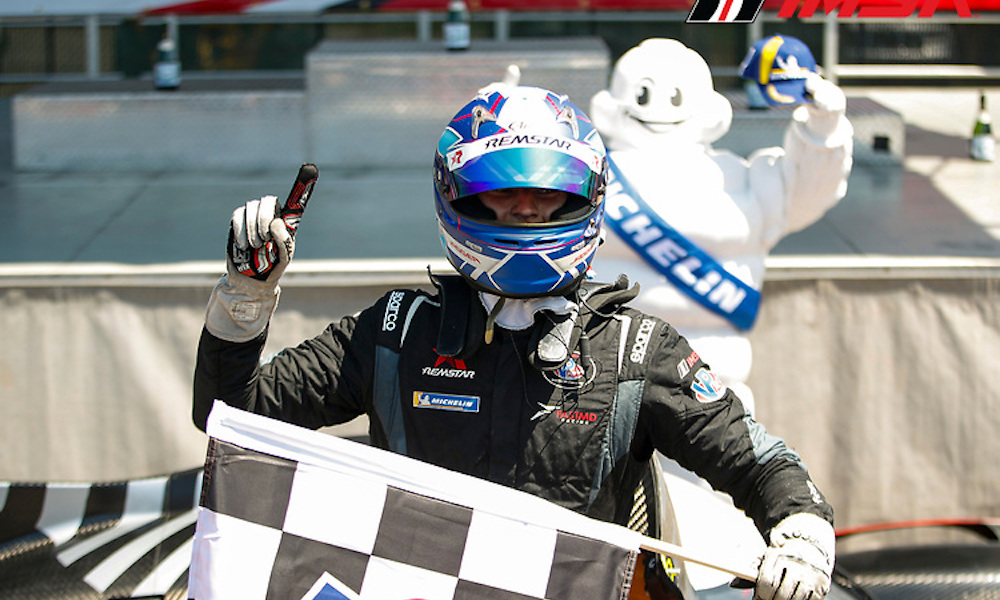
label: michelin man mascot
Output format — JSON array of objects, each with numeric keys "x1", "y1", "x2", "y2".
[
  {"x1": 590, "y1": 36, "x2": 853, "y2": 415},
  {"x1": 588, "y1": 36, "x2": 852, "y2": 591}
]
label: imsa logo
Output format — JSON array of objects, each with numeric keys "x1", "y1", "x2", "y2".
[
  {"x1": 687, "y1": 0, "x2": 764, "y2": 22},
  {"x1": 687, "y1": 0, "x2": 975, "y2": 22}
]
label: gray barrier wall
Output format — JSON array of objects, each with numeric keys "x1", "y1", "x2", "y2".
[
  {"x1": 746, "y1": 263, "x2": 1000, "y2": 533},
  {"x1": 13, "y1": 38, "x2": 613, "y2": 172},
  {"x1": 13, "y1": 37, "x2": 904, "y2": 171},
  {"x1": 306, "y1": 39, "x2": 613, "y2": 169},
  {"x1": 1, "y1": 258, "x2": 997, "y2": 533}
]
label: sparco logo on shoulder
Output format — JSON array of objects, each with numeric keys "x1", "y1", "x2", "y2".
[
  {"x1": 630, "y1": 319, "x2": 656, "y2": 363},
  {"x1": 383, "y1": 291, "x2": 405, "y2": 331}
]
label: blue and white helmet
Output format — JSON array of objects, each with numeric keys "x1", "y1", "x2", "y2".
[
  {"x1": 738, "y1": 34, "x2": 818, "y2": 106},
  {"x1": 434, "y1": 86, "x2": 608, "y2": 298}
]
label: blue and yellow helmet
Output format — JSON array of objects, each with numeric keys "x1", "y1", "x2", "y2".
[
  {"x1": 434, "y1": 86, "x2": 607, "y2": 298},
  {"x1": 738, "y1": 35, "x2": 818, "y2": 107}
]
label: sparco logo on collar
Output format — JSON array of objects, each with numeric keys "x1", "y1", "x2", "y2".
[
  {"x1": 382, "y1": 291, "x2": 405, "y2": 331},
  {"x1": 630, "y1": 319, "x2": 656, "y2": 363}
]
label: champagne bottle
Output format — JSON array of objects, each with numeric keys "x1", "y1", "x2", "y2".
[
  {"x1": 970, "y1": 92, "x2": 995, "y2": 162},
  {"x1": 443, "y1": 0, "x2": 471, "y2": 52},
  {"x1": 154, "y1": 35, "x2": 181, "y2": 91}
]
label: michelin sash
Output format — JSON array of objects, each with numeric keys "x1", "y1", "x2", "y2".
[{"x1": 602, "y1": 159, "x2": 761, "y2": 331}]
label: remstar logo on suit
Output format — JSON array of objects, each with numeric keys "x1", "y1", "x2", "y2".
[{"x1": 422, "y1": 351, "x2": 477, "y2": 379}]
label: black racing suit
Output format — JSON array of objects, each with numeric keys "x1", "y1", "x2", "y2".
[{"x1": 194, "y1": 274, "x2": 833, "y2": 535}]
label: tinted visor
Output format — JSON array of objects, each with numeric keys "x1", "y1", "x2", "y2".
[{"x1": 447, "y1": 143, "x2": 602, "y2": 205}]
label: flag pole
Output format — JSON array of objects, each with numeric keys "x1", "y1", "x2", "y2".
[{"x1": 638, "y1": 535, "x2": 758, "y2": 583}]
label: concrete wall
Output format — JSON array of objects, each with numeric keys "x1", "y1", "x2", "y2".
[
  {"x1": 306, "y1": 39, "x2": 612, "y2": 169},
  {"x1": 747, "y1": 266, "x2": 1000, "y2": 531},
  {"x1": 13, "y1": 39, "x2": 612, "y2": 172},
  {"x1": 12, "y1": 38, "x2": 902, "y2": 171}
]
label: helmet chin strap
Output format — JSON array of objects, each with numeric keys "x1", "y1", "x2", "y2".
[
  {"x1": 479, "y1": 292, "x2": 578, "y2": 344},
  {"x1": 484, "y1": 296, "x2": 504, "y2": 345}
]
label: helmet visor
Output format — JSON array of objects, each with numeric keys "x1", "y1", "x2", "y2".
[{"x1": 445, "y1": 138, "x2": 603, "y2": 204}]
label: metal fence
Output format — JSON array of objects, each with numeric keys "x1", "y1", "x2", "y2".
[{"x1": 1, "y1": 11, "x2": 1000, "y2": 88}]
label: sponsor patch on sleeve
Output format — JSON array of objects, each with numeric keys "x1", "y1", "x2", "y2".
[
  {"x1": 690, "y1": 367, "x2": 727, "y2": 403},
  {"x1": 676, "y1": 349, "x2": 700, "y2": 379}
]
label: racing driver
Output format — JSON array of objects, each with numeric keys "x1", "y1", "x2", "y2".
[{"x1": 193, "y1": 85, "x2": 835, "y2": 600}]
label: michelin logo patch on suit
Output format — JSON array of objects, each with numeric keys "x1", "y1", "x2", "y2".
[{"x1": 590, "y1": 36, "x2": 854, "y2": 414}]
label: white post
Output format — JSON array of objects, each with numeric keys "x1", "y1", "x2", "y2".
[
  {"x1": 495, "y1": 10, "x2": 510, "y2": 42},
  {"x1": 86, "y1": 14, "x2": 100, "y2": 79},
  {"x1": 747, "y1": 18, "x2": 763, "y2": 48},
  {"x1": 417, "y1": 10, "x2": 431, "y2": 42},
  {"x1": 167, "y1": 13, "x2": 180, "y2": 49},
  {"x1": 823, "y1": 15, "x2": 838, "y2": 83}
]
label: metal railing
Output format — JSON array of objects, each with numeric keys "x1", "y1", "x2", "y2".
[{"x1": 1, "y1": 10, "x2": 999, "y2": 85}]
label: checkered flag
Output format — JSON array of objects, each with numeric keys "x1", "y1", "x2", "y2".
[{"x1": 189, "y1": 402, "x2": 642, "y2": 600}]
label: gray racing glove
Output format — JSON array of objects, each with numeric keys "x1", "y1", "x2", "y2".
[
  {"x1": 755, "y1": 513, "x2": 836, "y2": 600},
  {"x1": 205, "y1": 165, "x2": 318, "y2": 342}
]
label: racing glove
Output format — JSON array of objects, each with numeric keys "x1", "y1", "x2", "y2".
[
  {"x1": 755, "y1": 513, "x2": 835, "y2": 600},
  {"x1": 205, "y1": 195, "x2": 294, "y2": 342},
  {"x1": 799, "y1": 73, "x2": 848, "y2": 141}
]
